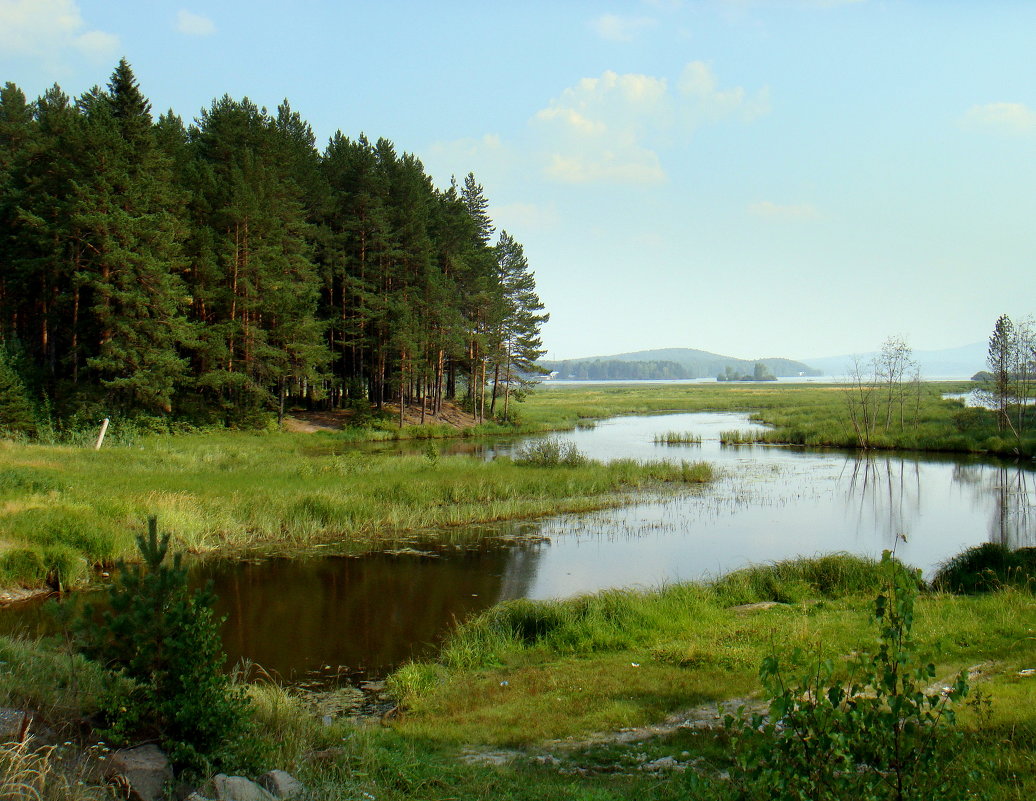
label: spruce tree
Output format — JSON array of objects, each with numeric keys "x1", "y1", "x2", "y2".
[{"x1": 72, "y1": 61, "x2": 190, "y2": 414}]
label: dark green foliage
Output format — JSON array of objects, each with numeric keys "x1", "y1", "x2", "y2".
[
  {"x1": 0, "y1": 63, "x2": 547, "y2": 427},
  {"x1": 77, "y1": 517, "x2": 256, "y2": 772},
  {"x1": 513, "y1": 437, "x2": 590, "y2": 467},
  {"x1": 932, "y1": 542, "x2": 1036, "y2": 594},
  {"x1": 709, "y1": 553, "x2": 898, "y2": 605},
  {"x1": 0, "y1": 344, "x2": 36, "y2": 434},
  {"x1": 718, "y1": 552, "x2": 975, "y2": 801}
]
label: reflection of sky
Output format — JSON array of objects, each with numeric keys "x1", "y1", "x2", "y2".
[
  {"x1": 2, "y1": 412, "x2": 1031, "y2": 682},
  {"x1": 493, "y1": 413, "x2": 1036, "y2": 598}
]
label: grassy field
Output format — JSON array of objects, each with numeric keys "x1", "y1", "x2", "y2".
[
  {"x1": 521, "y1": 380, "x2": 1036, "y2": 456},
  {"x1": 0, "y1": 430, "x2": 712, "y2": 590},
  {"x1": 1, "y1": 554, "x2": 1032, "y2": 800}
]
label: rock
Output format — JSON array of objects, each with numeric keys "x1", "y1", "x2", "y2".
[
  {"x1": 209, "y1": 774, "x2": 277, "y2": 801},
  {"x1": 0, "y1": 708, "x2": 32, "y2": 742},
  {"x1": 728, "y1": 601, "x2": 781, "y2": 613},
  {"x1": 306, "y1": 746, "x2": 345, "y2": 764},
  {"x1": 640, "y1": 756, "x2": 684, "y2": 773},
  {"x1": 185, "y1": 794, "x2": 213, "y2": 801},
  {"x1": 105, "y1": 744, "x2": 173, "y2": 801},
  {"x1": 258, "y1": 770, "x2": 304, "y2": 799}
]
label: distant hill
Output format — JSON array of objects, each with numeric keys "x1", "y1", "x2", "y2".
[
  {"x1": 541, "y1": 348, "x2": 821, "y2": 380},
  {"x1": 799, "y1": 342, "x2": 987, "y2": 379}
]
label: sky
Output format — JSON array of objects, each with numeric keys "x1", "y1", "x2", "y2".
[{"x1": 1, "y1": 0, "x2": 1034, "y2": 362}]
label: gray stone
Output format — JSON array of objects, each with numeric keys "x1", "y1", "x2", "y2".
[
  {"x1": 641, "y1": 756, "x2": 684, "y2": 773},
  {"x1": 105, "y1": 744, "x2": 173, "y2": 801},
  {"x1": 211, "y1": 774, "x2": 277, "y2": 801},
  {"x1": 258, "y1": 770, "x2": 304, "y2": 800},
  {"x1": 0, "y1": 708, "x2": 31, "y2": 742},
  {"x1": 728, "y1": 601, "x2": 781, "y2": 613}
]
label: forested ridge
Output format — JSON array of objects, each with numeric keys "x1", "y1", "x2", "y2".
[{"x1": 0, "y1": 60, "x2": 547, "y2": 431}]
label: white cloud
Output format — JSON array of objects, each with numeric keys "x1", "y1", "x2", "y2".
[
  {"x1": 678, "y1": 61, "x2": 770, "y2": 122},
  {"x1": 493, "y1": 201, "x2": 559, "y2": 231},
  {"x1": 591, "y1": 13, "x2": 657, "y2": 42},
  {"x1": 545, "y1": 150, "x2": 666, "y2": 185},
  {"x1": 963, "y1": 102, "x2": 1036, "y2": 136},
  {"x1": 0, "y1": 0, "x2": 119, "y2": 65},
  {"x1": 176, "y1": 9, "x2": 216, "y2": 37},
  {"x1": 748, "y1": 201, "x2": 819, "y2": 221},
  {"x1": 722, "y1": 0, "x2": 864, "y2": 7},
  {"x1": 430, "y1": 63, "x2": 767, "y2": 190},
  {"x1": 534, "y1": 63, "x2": 767, "y2": 185}
]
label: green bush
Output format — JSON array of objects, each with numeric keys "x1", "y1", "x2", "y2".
[
  {"x1": 77, "y1": 518, "x2": 257, "y2": 773},
  {"x1": 932, "y1": 543, "x2": 1036, "y2": 594},
  {"x1": 0, "y1": 345, "x2": 37, "y2": 437},
  {"x1": 716, "y1": 551, "x2": 975, "y2": 801},
  {"x1": 513, "y1": 437, "x2": 590, "y2": 467}
]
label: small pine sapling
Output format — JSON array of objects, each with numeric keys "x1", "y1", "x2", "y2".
[{"x1": 78, "y1": 517, "x2": 257, "y2": 772}]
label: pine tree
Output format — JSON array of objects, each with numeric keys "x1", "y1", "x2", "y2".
[
  {"x1": 71, "y1": 61, "x2": 190, "y2": 414},
  {"x1": 491, "y1": 232, "x2": 548, "y2": 420},
  {"x1": 0, "y1": 344, "x2": 36, "y2": 435},
  {"x1": 187, "y1": 96, "x2": 328, "y2": 418}
]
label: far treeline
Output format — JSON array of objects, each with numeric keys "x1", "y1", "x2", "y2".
[
  {"x1": 0, "y1": 60, "x2": 547, "y2": 432},
  {"x1": 541, "y1": 358, "x2": 778, "y2": 381}
]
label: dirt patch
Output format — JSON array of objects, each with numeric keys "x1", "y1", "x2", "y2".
[{"x1": 284, "y1": 402, "x2": 479, "y2": 433}]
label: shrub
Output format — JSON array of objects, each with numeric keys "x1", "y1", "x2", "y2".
[
  {"x1": 513, "y1": 437, "x2": 589, "y2": 467},
  {"x1": 718, "y1": 551, "x2": 975, "y2": 801},
  {"x1": 77, "y1": 518, "x2": 257, "y2": 773},
  {"x1": 932, "y1": 542, "x2": 1036, "y2": 594},
  {"x1": 0, "y1": 345, "x2": 37, "y2": 437}
]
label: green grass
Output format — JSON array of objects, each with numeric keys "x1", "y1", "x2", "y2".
[
  {"x1": 521, "y1": 382, "x2": 1036, "y2": 457},
  {"x1": 0, "y1": 554, "x2": 1032, "y2": 800},
  {"x1": 385, "y1": 556, "x2": 1035, "y2": 745},
  {"x1": 0, "y1": 431, "x2": 713, "y2": 589},
  {"x1": 653, "y1": 431, "x2": 702, "y2": 445}
]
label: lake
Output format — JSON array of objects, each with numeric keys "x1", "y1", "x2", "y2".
[{"x1": 2, "y1": 412, "x2": 1032, "y2": 685}]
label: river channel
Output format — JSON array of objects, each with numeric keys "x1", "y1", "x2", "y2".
[{"x1": 2, "y1": 412, "x2": 1033, "y2": 686}]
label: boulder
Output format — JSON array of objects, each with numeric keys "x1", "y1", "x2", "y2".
[
  {"x1": 258, "y1": 770, "x2": 305, "y2": 799},
  {"x1": 210, "y1": 774, "x2": 277, "y2": 801},
  {"x1": 0, "y1": 708, "x2": 32, "y2": 742},
  {"x1": 105, "y1": 744, "x2": 173, "y2": 801}
]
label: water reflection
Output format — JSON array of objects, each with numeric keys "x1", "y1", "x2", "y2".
[
  {"x1": 841, "y1": 455, "x2": 923, "y2": 547},
  {"x1": 1, "y1": 412, "x2": 1033, "y2": 684},
  {"x1": 199, "y1": 539, "x2": 544, "y2": 682},
  {"x1": 953, "y1": 463, "x2": 1035, "y2": 549}
]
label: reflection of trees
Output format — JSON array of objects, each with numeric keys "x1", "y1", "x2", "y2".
[
  {"x1": 204, "y1": 541, "x2": 527, "y2": 682},
  {"x1": 953, "y1": 463, "x2": 1036, "y2": 549},
  {"x1": 495, "y1": 540, "x2": 546, "y2": 602},
  {"x1": 841, "y1": 455, "x2": 922, "y2": 547}
]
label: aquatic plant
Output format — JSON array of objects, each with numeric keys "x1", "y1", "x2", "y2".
[
  {"x1": 512, "y1": 437, "x2": 590, "y2": 467},
  {"x1": 654, "y1": 431, "x2": 703, "y2": 445},
  {"x1": 932, "y1": 542, "x2": 1036, "y2": 594}
]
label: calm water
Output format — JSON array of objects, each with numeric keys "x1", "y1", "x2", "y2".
[{"x1": 2, "y1": 412, "x2": 1033, "y2": 684}]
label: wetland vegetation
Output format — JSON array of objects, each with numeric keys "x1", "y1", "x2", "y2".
[{"x1": 0, "y1": 550, "x2": 1033, "y2": 799}]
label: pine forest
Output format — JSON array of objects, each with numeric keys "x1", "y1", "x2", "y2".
[{"x1": 0, "y1": 60, "x2": 548, "y2": 431}]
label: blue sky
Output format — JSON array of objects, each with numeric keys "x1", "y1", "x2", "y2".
[{"x1": 2, "y1": 0, "x2": 1033, "y2": 362}]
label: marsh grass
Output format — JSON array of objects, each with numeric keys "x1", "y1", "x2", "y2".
[
  {"x1": 932, "y1": 543, "x2": 1036, "y2": 594},
  {"x1": 387, "y1": 555, "x2": 1036, "y2": 751},
  {"x1": 0, "y1": 739, "x2": 114, "y2": 801},
  {"x1": 0, "y1": 432, "x2": 716, "y2": 587},
  {"x1": 523, "y1": 382, "x2": 1036, "y2": 456},
  {"x1": 0, "y1": 559, "x2": 1033, "y2": 799},
  {"x1": 653, "y1": 431, "x2": 702, "y2": 445}
]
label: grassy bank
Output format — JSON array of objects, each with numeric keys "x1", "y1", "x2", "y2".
[
  {"x1": 0, "y1": 430, "x2": 711, "y2": 590},
  {"x1": 2, "y1": 554, "x2": 1032, "y2": 800},
  {"x1": 522, "y1": 381, "x2": 1036, "y2": 457}
]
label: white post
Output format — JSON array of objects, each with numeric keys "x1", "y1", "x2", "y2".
[{"x1": 94, "y1": 417, "x2": 110, "y2": 451}]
